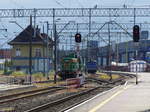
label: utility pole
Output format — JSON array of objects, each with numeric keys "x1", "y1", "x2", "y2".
[
  {"x1": 9, "y1": 17, "x2": 34, "y2": 84},
  {"x1": 87, "y1": 8, "x2": 92, "y2": 62},
  {"x1": 46, "y1": 21, "x2": 49, "y2": 79},
  {"x1": 116, "y1": 33, "x2": 120, "y2": 65},
  {"x1": 42, "y1": 24, "x2": 46, "y2": 76},
  {"x1": 108, "y1": 22, "x2": 111, "y2": 66},
  {"x1": 133, "y1": 9, "x2": 138, "y2": 85},
  {"x1": 33, "y1": 8, "x2": 36, "y2": 38},
  {"x1": 108, "y1": 21, "x2": 112, "y2": 80},
  {"x1": 53, "y1": 8, "x2": 57, "y2": 84},
  {"x1": 125, "y1": 40, "x2": 128, "y2": 63},
  {"x1": 134, "y1": 8, "x2": 136, "y2": 26},
  {"x1": 29, "y1": 15, "x2": 32, "y2": 84},
  {"x1": 54, "y1": 24, "x2": 57, "y2": 84}
]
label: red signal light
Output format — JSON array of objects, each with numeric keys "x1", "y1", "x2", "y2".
[
  {"x1": 133, "y1": 25, "x2": 140, "y2": 42},
  {"x1": 75, "y1": 33, "x2": 81, "y2": 43}
]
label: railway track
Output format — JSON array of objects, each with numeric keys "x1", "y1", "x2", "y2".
[
  {"x1": 25, "y1": 77, "x2": 126, "y2": 112},
  {"x1": 86, "y1": 74, "x2": 126, "y2": 86},
  {"x1": 103, "y1": 71, "x2": 136, "y2": 78},
  {"x1": 0, "y1": 86, "x2": 65, "y2": 104},
  {"x1": 25, "y1": 86, "x2": 108, "y2": 112},
  {"x1": 0, "y1": 72, "x2": 134, "y2": 112}
]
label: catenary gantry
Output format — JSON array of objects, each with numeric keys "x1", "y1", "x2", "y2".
[{"x1": 0, "y1": 8, "x2": 150, "y2": 17}]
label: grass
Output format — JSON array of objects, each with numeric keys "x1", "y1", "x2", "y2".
[
  {"x1": 0, "y1": 70, "x2": 4, "y2": 75},
  {"x1": 0, "y1": 107, "x2": 14, "y2": 111},
  {"x1": 32, "y1": 72, "x2": 44, "y2": 81},
  {"x1": 11, "y1": 71, "x2": 27, "y2": 77},
  {"x1": 98, "y1": 74, "x2": 120, "y2": 80},
  {"x1": 33, "y1": 80, "x2": 66, "y2": 87}
]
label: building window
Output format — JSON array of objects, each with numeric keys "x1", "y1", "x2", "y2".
[
  {"x1": 16, "y1": 48, "x2": 21, "y2": 56},
  {"x1": 35, "y1": 48, "x2": 41, "y2": 57}
]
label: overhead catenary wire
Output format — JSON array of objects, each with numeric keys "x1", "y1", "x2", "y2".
[
  {"x1": 53, "y1": 0, "x2": 66, "y2": 8},
  {"x1": 0, "y1": 19, "x2": 14, "y2": 39}
]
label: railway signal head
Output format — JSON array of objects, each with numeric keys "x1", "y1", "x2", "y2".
[
  {"x1": 133, "y1": 25, "x2": 140, "y2": 42},
  {"x1": 75, "y1": 33, "x2": 81, "y2": 43}
]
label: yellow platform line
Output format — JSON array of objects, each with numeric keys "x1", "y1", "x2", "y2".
[{"x1": 89, "y1": 85, "x2": 131, "y2": 112}]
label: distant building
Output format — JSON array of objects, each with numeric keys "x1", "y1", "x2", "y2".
[
  {"x1": 8, "y1": 25, "x2": 53, "y2": 73},
  {"x1": 0, "y1": 49, "x2": 12, "y2": 70},
  {"x1": 0, "y1": 49, "x2": 12, "y2": 59},
  {"x1": 87, "y1": 41, "x2": 99, "y2": 60},
  {"x1": 98, "y1": 40, "x2": 150, "y2": 66}
]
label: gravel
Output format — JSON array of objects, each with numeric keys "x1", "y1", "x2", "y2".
[{"x1": 0, "y1": 74, "x2": 132, "y2": 112}]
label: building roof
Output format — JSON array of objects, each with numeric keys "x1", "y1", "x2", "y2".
[{"x1": 8, "y1": 25, "x2": 53, "y2": 45}]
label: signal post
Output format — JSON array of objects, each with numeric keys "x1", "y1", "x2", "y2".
[{"x1": 133, "y1": 25, "x2": 140, "y2": 85}]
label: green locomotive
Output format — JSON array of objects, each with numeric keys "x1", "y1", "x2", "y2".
[{"x1": 58, "y1": 53, "x2": 84, "y2": 80}]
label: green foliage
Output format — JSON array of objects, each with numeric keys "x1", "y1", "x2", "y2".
[
  {"x1": 0, "y1": 70, "x2": 4, "y2": 75},
  {"x1": 4, "y1": 60, "x2": 13, "y2": 75},
  {"x1": 4, "y1": 69, "x2": 8, "y2": 74},
  {"x1": 5, "y1": 60, "x2": 13, "y2": 67},
  {"x1": 48, "y1": 70, "x2": 55, "y2": 80},
  {"x1": 49, "y1": 70, "x2": 54, "y2": 75},
  {"x1": 32, "y1": 72, "x2": 44, "y2": 81},
  {"x1": 11, "y1": 71, "x2": 27, "y2": 77}
]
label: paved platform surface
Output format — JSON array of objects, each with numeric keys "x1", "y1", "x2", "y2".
[{"x1": 66, "y1": 72, "x2": 150, "y2": 112}]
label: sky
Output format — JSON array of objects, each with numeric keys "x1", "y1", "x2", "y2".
[
  {"x1": 0, "y1": 0, "x2": 150, "y2": 8},
  {"x1": 1, "y1": 0, "x2": 150, "y2": 48}
]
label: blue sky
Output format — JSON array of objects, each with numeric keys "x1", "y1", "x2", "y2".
[
  {"x1": 0, "y1": 0, "x2": 150, "y2": 8},
  {"x1": 1, "y1": 0, "x2": 150, "y2": 48}
]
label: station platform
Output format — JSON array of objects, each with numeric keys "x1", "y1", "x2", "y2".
[{"x1": 65, "y1": 72, "x2": 150, "y2": 112}]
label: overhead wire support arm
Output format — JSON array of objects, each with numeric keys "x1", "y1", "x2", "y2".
[
  {"x1": 97, "y1": 33, "x2": 109, "y2": 45},
  {"x1": 90, "y1": 22, "x2": 109, "y2": 38},
  {"x1": 111, "y1": 21, "x2": 133, "y2": 38},
  {"x1": 58, "y1": 22, "x2": 71, "y2": 34}
]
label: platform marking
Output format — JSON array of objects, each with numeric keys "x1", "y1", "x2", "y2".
[
  {"x1": 89, "y1": 85, "x2": 131, "y2": 112},
  {"x1": 65, "y1": 85, "x2": 121, "y2": 112}
]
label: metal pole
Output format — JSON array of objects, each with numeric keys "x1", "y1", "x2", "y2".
[
  {"x1": 135, "y1": 48, "x2": 138, "y2": 84},
  {"x1": 53, "y1": 8, "x2": 57, "y2": 84},
  {"x1": 108, "y1": 22, "x2": 111, "y2": 66},
  {"x1": 29, "y1": 15, "x2": 32, "y2": 84},
  {"x1": 116, "y1": 33, "x2": 119, "y2": 64},
  {"x1": 33, "y1": 8, "x2": 36, "y2": 38},
  {"x1": 46, "y1": 21, "x2": 49, "y2": 79},
  {"x1": 42, "y1": 25, "x2": 46, "y2": 76},
  {"x1": 134, "y1": 8, "x2": 138, "y2": 84},
  {"x1": 89, "y1": 8, "x2": 91, "y2": 37},
  {"x1": 87, "y1": 8, "x2": 91, "y2": 62},
  {"x1": 108, "y1": 21, "x2": 112, "y2": 80},
  {"x1": 134, "y1": 8, "x2": 136, "y2": 25},
  {"x1": 126, "y1": 41, "x2": 128, "y2": 63}
]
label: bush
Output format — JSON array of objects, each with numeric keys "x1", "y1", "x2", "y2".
[
  {"x1": 0, "y1": 70, "x2": 4, "y2": 75},
  {"x1": 11, "y1": 71, "x2": 27, "y2": 77},
  {"x1": 48, "y1": 70, "x2": 62, "y2": 80},
  {"x1": 32, "y1": 72, "x2": 44, "y2": 81},
  {"x1": 49, "y1": 70, "x2": 55, "y2": 75},
  {"x1": 48, "y1": 70, "x2": 54, "y2": 80}
]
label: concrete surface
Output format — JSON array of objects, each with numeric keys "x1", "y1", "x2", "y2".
[{"x1": 65, "y1": 72, "x2": 150, "y2": 112}]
